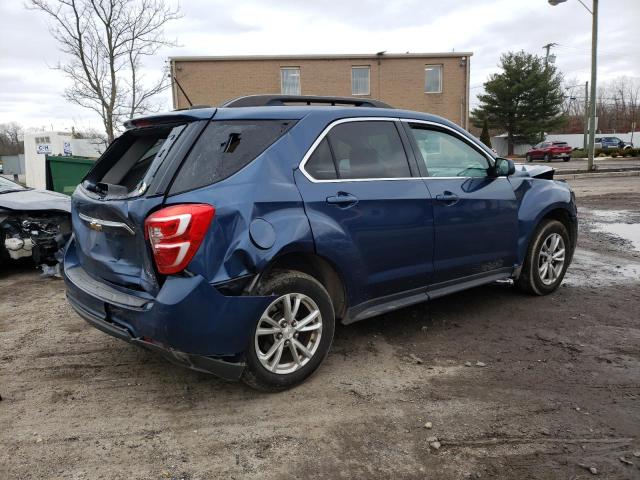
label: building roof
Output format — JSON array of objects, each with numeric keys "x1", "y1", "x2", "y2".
[{"x1": 169, "y1": 52, "x2": 473, "y2": 62}]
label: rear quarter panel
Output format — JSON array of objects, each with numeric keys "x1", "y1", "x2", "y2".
[{"x1": 166, "y1": 128, "x2": 316, "y2": 285}]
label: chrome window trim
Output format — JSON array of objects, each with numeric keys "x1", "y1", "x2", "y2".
[{"x1": 298, "y1": 117, "x2": 496, "y2": 184}]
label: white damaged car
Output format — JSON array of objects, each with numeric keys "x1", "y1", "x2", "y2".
[{"x1": 0, "y1": 176, "x2": 71, "y2": 271}]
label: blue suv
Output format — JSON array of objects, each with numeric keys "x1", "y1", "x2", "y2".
[{"x1": 64, "y1": 95, "x2": 577, "y2": 390}]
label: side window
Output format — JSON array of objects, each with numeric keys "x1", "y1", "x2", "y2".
[
  {"x1": 305, "y1": 138, "x2": 337, "y2": 180},
  {"x1": 409, "y1": 126, "x2": 490, "y2": 178},
  {"x1": 170, "y1": 120, "x2": 295, "y2": 194},
  {"x1": 326, "y1": 121, "x2": 411, "y2": 179}
]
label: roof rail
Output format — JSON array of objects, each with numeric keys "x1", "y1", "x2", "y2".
[{"x1": 220, "y1": 95, "x2": 392, "y2": 109}]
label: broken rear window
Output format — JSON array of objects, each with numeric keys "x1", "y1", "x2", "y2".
[
  {"x1": 83, "y1": 124, "x2": 186, "y2": 198},
  {"x1": 169, "y1": 120, "x2": 295, "y2": 194}
]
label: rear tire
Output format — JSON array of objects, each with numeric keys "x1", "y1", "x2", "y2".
[
  {"x1": 544, "y1": 153, "x2": 551, "y2": 162},
  {"x1": 241, "y1": 270, "x2": 335, "y2": 391},
  {"x1": 525, "y1": 154, "x2": 532, "y2": 163},
  {"x1": 516, "y1": 219, "x2": 571, "y2": 296}
]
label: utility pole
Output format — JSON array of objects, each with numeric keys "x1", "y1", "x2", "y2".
[
  {"x1": 587, "y1": 0, "x2": 598, "y2": 172},
  {"x1": 549, "y1": 0, "x2": 598, "y2": 171},
  {"x1": 543, "y1": 42, "x2": 557, "y2": 66},
  {"x1": 583, "y1": 81, "x2": 589, "y2": 151}
]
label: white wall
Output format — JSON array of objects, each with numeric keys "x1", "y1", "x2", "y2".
[
  {"x1": 546, "y1": 132, "x2": 639, "y2": 149},
  {"x1": 24, "y1": 132, "x2": 104, "y2": 189},
  {"x1": 491, "y1": 131, "x2": 640, "y2": 156},
  {"x1": 490, "y1": 136, "x2": 532, "y2": 157}
]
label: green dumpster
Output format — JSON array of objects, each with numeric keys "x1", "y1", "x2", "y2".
[{"x1": 46, "y1": 155, "x2": 96, "y2": 195}]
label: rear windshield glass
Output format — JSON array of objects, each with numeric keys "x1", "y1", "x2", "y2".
[
  {"x1": 169, "y1": 120, "x2": 295, "y2": 194},
  {"x1": 553, "y1": 142, "x2": 568, "y2": 146},
  {"x1": 85, "y1": 124, "x2": 185, "y2": 197}
]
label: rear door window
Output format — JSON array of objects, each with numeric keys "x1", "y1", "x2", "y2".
[
  {"x1": 320, "y1": 121, "x2": 411, "y2": 180},
  {"x1": 169, "y1": 120, "x2": 295, "y2": 194},
  {"x1": 305, "y1": 138, "x2": 338, "y2": 180}
]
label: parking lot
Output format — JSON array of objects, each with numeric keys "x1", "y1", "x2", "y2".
[{"x1": 1, "y1": 176, "x2": 639, "y2": 480}]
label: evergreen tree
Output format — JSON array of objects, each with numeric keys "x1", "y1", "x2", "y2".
[
  {"x1": 479, "y1": 118, "x2": 492, "y2": 148},
  {"x1": 471, "y1": 51, "x2": 565, "y2": 155}
]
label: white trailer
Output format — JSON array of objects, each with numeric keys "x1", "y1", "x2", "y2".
[{"x1": 24, "y1": 131, "x2": 104, "y2": 189}]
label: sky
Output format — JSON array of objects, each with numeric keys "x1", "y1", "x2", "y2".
[{"x1": 0, "y1": 0, "x2": 639, "y2": 132}]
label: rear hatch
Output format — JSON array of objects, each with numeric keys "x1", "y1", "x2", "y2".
[
  {"x1": 551, "y1": 142, "x2": 571, "y2": 154},
  {"x1": 71, "y1": 114, "x2": 211, "y2": 293}
]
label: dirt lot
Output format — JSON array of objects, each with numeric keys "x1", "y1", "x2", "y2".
[{"x1": 1, "y1": 176, "x2": 639, "y2": 480}]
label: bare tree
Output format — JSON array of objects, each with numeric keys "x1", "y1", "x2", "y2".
[
  {"x1": 28, "y1": 0, "x2": 181, "y2": 143},
  {"x1": 0, "y1": 122, "x2": 25, "y2": 155},
  {"x1": 558, "y1": 76, "x2": 640, "y2": 134}
]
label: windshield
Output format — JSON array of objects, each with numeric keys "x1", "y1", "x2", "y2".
[{"x1": 0, "y1": 176, "x2": 27, "y2": 193}]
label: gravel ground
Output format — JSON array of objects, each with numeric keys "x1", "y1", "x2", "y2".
[{"x1": 1, "y1": 177, "x2": 639, "y2": 480}]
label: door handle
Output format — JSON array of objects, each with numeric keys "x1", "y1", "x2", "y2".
[
  {"x1": 435, "y1": 191, "x2": 460, "y2": 205},
  {"x1": 326, "y1": 192, "x2": 358, "y2": 208}
]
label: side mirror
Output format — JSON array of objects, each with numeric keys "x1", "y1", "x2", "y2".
[{"x1": 493, "y1": 158, "x2": 515, "y2": 177}]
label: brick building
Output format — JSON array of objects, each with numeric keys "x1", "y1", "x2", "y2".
[{"x1": 169, "y1": 52, "x2": 472, "y2": 128}]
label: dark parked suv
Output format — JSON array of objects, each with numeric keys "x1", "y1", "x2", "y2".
[{"x1": 64, "y1": 95, "x2": 577, "y2": 390}]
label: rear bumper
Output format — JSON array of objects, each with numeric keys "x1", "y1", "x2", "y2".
[{"x1": 63, "y1": 239, "x2": 274, "y2": 380}]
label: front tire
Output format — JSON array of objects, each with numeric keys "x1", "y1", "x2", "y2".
[
  {"x1": 544, "y1": 153, "x2": 551, "y2": 162},
  {"x1": 516, "y1": 219, "x2": 571, "y2": 295},
  {"x1": 526, "y1": 154, "x2": 532, "y2": 163},
  {"x1": 241, "y1": 270, "x2": 335, "y2": 391}
]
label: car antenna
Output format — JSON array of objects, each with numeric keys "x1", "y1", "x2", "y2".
[{"x1": 169, "y1": 73, "x2": 193, "y2": 107}]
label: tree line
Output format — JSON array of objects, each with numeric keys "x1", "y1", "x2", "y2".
[
  {"x1": 472, "y1": 50, "x2": 639, "y2": 155},
  {"x1": 0, "y1": 123, "x2": 108, "y2": 156},
  {"x1": 563, "y1": 77, "x2": 640, "y2": 134}
]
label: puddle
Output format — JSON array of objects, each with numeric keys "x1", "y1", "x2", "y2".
[
  {"x1": 564, "y1": 249, "x2": 640, "y2": 287},
  {"x1": 582, "y1": 209, "x2": 635, "y2": 222},
  {"x1": 591, "y1": 223, "x2": 640, "y2": 251}
]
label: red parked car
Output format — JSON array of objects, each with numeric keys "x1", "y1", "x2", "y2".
[{"x1": 525, "y1": 141, "x2": 572, "y2": 162}]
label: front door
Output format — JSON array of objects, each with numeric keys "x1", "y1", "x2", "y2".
[
  {"x1": 404, "y1": 122, "x2": 518, "y2": 285},
  {"x1": 295, "y1": 119, "x2": 434, "y2": 306}
]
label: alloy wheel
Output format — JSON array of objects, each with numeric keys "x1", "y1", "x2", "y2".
[
  {"x1": 254, "y1": 293, "x2": 323, "y2": 375},
  {"x1": 537, "y1": 233, "x2": 566, "y2": 285}
]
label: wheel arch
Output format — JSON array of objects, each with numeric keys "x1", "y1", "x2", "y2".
[
  {"x1": 518, "y1": 203, "x2": 577, "y2": 268},
  {"x1": 259, "y1": 251, "x2": 348, "y2": 321}
]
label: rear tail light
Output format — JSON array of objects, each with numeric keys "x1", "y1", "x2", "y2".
[{"x1": 145, "y1": 204, "x2": 215, "y2": 275}]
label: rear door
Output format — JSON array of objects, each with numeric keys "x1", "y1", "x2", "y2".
[
  {"x1": 403, "y1": 121, "x2": 518, "y2": 285},
  {"x1": 295, "y1": 119, "x2": 434, "y2": 304},
  {"x1": 71, "y1": 120, "x2": 205, "y2": 292}
]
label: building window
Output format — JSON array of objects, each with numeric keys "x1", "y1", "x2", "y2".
[
  {"x1": 351, "y1": 66, "x2": 370, "y2": 96},
  {"x1": 424, "y1": 65, "x2": 442, "y2": 93},
  {"x1": 280, "y1": 67, "x2": 301, "y2": 95}
]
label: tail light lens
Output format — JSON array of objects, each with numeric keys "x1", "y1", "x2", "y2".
[{"x1": 145, "y1": 204, "x2": 215, "y2": 275}]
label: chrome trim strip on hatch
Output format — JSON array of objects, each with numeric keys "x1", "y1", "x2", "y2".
[{"x1": 78, "y1": 213, "x2": 135, "y2": 235}]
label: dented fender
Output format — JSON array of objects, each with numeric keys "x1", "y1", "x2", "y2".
[{"x1": 510, "y1": 176, "x2": 577, "y2": 266}]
